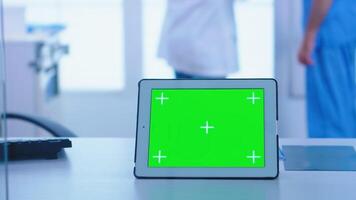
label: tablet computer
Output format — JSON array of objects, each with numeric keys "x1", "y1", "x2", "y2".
[{"x1": 134, "y1": 79, "x2": 278, "y2": 179}]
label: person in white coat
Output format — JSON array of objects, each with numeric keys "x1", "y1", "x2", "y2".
[{"x1": 158, "y1": 0, "x2": 238, "y2": 79}]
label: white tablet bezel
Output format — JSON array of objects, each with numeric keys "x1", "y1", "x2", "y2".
[{"x1": 134, "y1": 79, "x2": 278, "y2": 179}]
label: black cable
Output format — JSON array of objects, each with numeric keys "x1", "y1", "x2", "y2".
[{"x1": 6, "y1": 113, "x2": 76, "y2": 138}]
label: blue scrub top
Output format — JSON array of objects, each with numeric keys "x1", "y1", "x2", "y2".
[{"x1": 303, "y1": 0, "x2": 356, "y2": 47}]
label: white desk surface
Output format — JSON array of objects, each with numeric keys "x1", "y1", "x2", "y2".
[{"x1": 8, "y1": 138, "x2": 356, "y2": 200}]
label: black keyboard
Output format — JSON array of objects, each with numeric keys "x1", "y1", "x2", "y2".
[{"x1": 0, "y1": 138, "x2": 72, "y2": 160}]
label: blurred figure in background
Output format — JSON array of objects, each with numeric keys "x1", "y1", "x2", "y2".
[
  {"x1": 298, "y1": 0, "x2": 356, "y2": 137},
  {"x1": 158, "y1": 0, "x2": 238, "y2": 79}
]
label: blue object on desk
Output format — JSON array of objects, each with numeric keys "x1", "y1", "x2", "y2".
[
  {"x1": 27, "y1": 24, "x2": 66, "y2": 35},
  {"x1": 279, "y1": 148, "x2": 286, "y2": 161},
  {"x1": 283, "y1": 145, "x2": 356, "y2": 171}
]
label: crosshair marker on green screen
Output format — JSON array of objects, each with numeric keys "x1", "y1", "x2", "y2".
[{"x1": 148, "y1": 88, "x2": 265, "y2": 168}]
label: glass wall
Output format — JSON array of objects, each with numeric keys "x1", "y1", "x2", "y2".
[
  {"x1": 0, "y1": 0, "x2": 309, "y2": 198},
  {"x1": 0, "y1": 0, "x2": 9, "y2": 198}
]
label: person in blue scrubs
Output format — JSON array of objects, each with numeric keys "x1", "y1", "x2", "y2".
[{"x1": 299, "y1": 0, "x2": 356, "y2": 137}]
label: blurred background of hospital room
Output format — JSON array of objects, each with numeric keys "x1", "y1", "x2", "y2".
[{"x1": 1, "y1": 0, "x2": 321, "y2": 138}]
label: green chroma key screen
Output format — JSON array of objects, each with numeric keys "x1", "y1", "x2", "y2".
[{"x1": 148, "y1": 88, "x2": 265, "y2": 168}]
